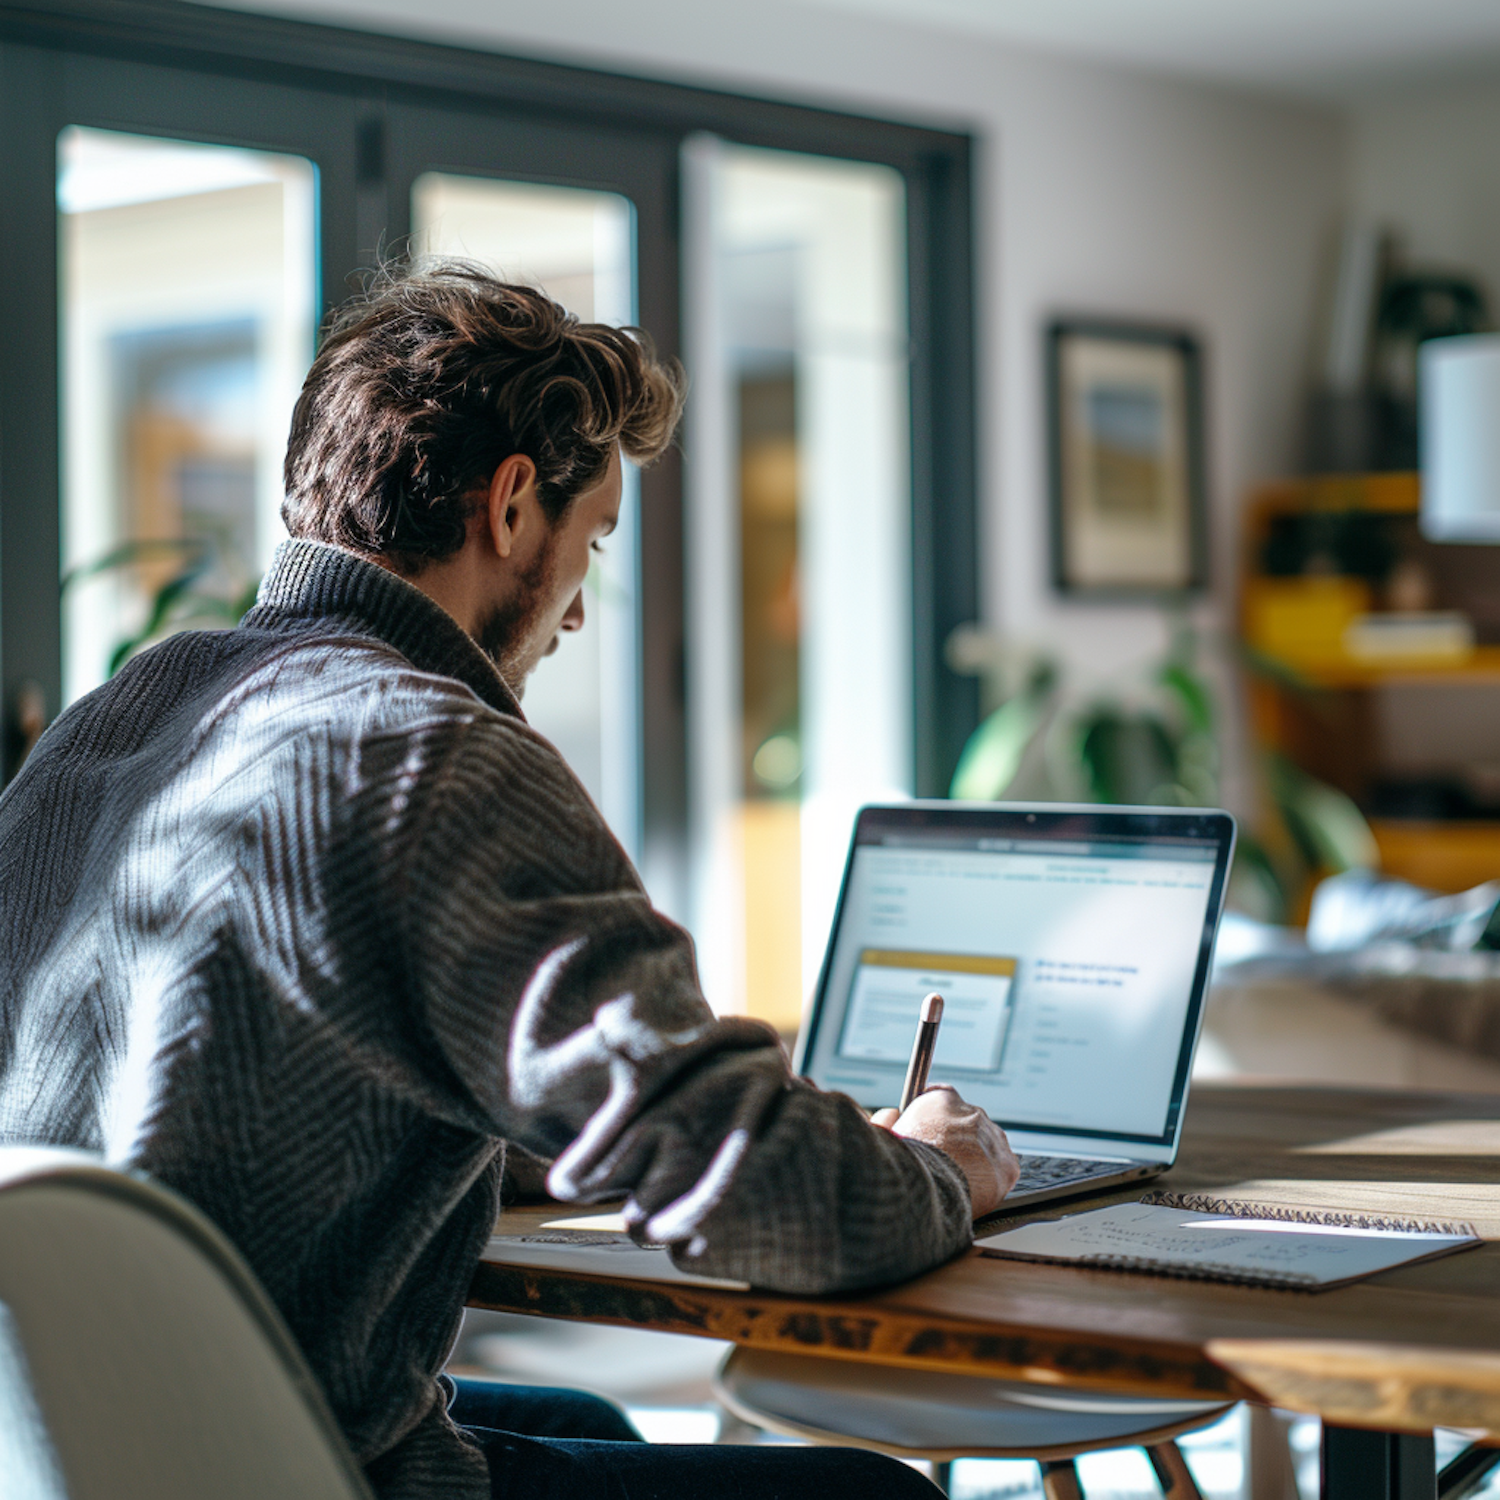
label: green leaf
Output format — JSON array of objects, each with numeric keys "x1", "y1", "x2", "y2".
[
  {"x1": 101, "y1": 550, "x2": 246, "y2": 676},
  {"x1": 232, "y1": 580, "x2": 262, "y2": 620},
  {"x1": 1238, "y1": 642, "x2": 1321, "y2": 696},
  {"x1": 1077, "y1": 710, "x2": 1177, "y2": 805},
  {"x1": 61, "y1": 537, "x2": 209, "y2": 593},
  {"x1": 1228, "y1": 833, "x2": 1291, "y2": 923},
  {"x1": 950, "y1": 695, "x2": 1044, "y2": 801},
  {"x1": 1267, "y1": 755, "x2": 1378, "y2": 873},
  {"x1": 106, "y1": 634, "x2": 142, "y2": 678},
  {"x1": 136, "y1": 566, "x2": 209, "y2": 639},
  {"x1": 1160, "y1": 662, "x2": 1214, "y2": 735}
]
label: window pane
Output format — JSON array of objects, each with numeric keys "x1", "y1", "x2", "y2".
[
  {"x1": 685, "y1": 140, "x2": 911, "y2": 1029},
  {"x1": 58, "y1": 127, "x2": 317, "y2": 705},
  {"x1": 412, "y1": 173, "x2": 641, "y2": 858}
]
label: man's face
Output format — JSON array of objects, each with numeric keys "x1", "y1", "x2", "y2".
[{"x1": 479, "y1": 449, "x2": 622, "y2": 696}]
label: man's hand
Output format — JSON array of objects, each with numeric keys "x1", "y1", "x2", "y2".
[{"x1": 872, "y1": 1085, "x2": 1020, "y2": 1219}]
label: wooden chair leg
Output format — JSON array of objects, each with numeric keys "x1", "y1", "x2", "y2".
[
  {"x1": 1040, "y1": 1458, "x2": 1084, "y2": 1500},
  {"x1": 1246, "y1": 1404, "x2": 1301, "y2": 1500},
  {"x1": 1147, "y1": 1441, "x2": 1204, "y2": 1499}
]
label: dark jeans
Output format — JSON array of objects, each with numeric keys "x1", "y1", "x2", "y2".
[{"x1": 448, "y1": 1376, "x2": 944, "y2": 1500}]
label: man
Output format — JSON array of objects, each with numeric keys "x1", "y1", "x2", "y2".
[{"x1": 0, "y1": 263, "x2": 1017, "y2": 1498}]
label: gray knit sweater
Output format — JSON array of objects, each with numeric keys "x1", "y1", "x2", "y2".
[{"x1": 0, "y1": 539, "x2": 972, "y2": 1497}]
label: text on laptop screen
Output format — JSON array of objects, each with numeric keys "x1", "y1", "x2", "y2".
[{"x1": 802, "y1": 833, "x2": 1218, "y2": 1140}]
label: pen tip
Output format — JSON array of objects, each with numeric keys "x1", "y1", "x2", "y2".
[{"x1": 921, "y1": 992, "x2": 944, "y2": 1022}]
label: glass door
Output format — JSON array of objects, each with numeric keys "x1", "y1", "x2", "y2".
[
  {"x1": 384, "y1": 102, "x2": 684, "y2": 898},
  {"x1": 684, "y1": 138, "x2": 914, "y2": 1032},
  {"x1": 409, "y1": 173, "x2": 641, "y2": 858},
  {"x1": 58, "y1": 127, "x2": 317, "y2": 705},
  {"x1": 1, "y1": 20, "x2": 975, "y2": 1046},
  {"x1": 0, "y1": 42, "x2": 360, "y2": 776}
]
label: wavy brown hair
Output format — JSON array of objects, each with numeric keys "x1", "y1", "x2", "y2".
[{"x1": 282, "y1": 260, "x2": 685, "y2": 569}]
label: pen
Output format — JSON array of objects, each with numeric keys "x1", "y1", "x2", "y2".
[{"x1": 899, "y1": 991, "x2": 944, "y2": 1113}]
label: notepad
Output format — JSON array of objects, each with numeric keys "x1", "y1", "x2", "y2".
[
  {"x1": 484, "y1": 1217, "x2": 751, "y2": 1290},
  {"x1": 976, "y1": 1192, "x2": 1481, "y2": 1290}
]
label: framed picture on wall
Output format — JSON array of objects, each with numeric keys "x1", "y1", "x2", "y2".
[{"x1": 1047, "y1": 319, "x2": 1207, "y2": 596}]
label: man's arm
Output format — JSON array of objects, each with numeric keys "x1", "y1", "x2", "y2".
[
  {"x1": 873, "y1": 1086, "x2": 1020, "y2": 1219},
  {"x1": 392, "y1": 713, "x2": 1012, "y2": 1293}
]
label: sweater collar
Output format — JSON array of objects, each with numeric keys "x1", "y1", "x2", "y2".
[{"x1": 247, "y1": 539, "x2": 524, "y2": 720}]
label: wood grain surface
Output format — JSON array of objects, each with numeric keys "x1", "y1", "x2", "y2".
[
  {"x1": 1208, "y1": 1339, "x2": 1500, "y2": 1437},
  {"x1": 469, "y1": 1083, "x2": 1500, "y2": 1405}
]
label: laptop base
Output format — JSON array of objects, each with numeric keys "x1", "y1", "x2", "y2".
[{"x1": 997, "y1": 1155, "x2": 1166, "y2": 1214}]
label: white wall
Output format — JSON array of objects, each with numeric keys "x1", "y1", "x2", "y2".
[
  {"x1": 1350, "y1": 76, "x2": 1500, "y2": 302},
  {"x1": 200, "y1": 0, "x2": 1349, "y2": 806}
]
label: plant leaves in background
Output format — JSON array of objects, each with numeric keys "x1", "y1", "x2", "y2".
[
  {"x1": 60, "y1": 537, "x2": 210, "y2": 592},
  {"x1": 1077, "y1": 708, "x2": 1179, "y2": 805},
  {"x1": 944, "y1": 621, "x2": 1382, "y2": 921},
  {"x1": 1160, "y1": 661, "x2": 1213, "y2": 736},
  {"x1": 950, "y1": 697, "x2": 1042, "y2": 801},
  {"x1": 949, "y1": 662, "x2": 1056, "y2": 801},
  {"x1": 66, "y1": 535, "x2": 260, "y2": 679},
  {"x1": 1267, "y1": 753, "x2": 1379, "y2": 875},
  {"x1": 1228, "y1": 832, "x2": 1288, "y2": 920}
]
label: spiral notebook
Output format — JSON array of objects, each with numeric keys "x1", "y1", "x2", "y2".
[
  {"x1": 483, "y1": 1213, "x2": 751, "y2": 1290},
  {"x1": 976, "y1": 1192, "x2": 1481, "y2": 1290}
]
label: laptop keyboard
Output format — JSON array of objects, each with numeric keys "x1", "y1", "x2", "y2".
[{"x1": 1012, "y1": 1154, "x2": 1123, "y2": 1194}]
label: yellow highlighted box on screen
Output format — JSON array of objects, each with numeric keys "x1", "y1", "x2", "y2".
[
  {"x1": 838, "y1": 950, "x2": 1019, "y2": 1074},
  {"x1": 856, "y1": 950, "x2": 1018, "y2": 979}
]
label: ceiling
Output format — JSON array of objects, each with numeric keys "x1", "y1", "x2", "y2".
[{"x1": 796, "y1": 0, "x2": 1500, "y2": 99}]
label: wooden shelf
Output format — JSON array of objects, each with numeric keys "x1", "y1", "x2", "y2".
[
  {"x1": 1249, "y1": 644, "x2": 1500, "y2": 690},
  {"x1": 1241, "y1": 474, "x2": 1500, "y2": 895},
  {"x1": 1248, "y1": 471, "x2": 1421, "y2": 517},
  {"x1": 1371, "y1": 821, "x2": 1500, "y2": 894}
]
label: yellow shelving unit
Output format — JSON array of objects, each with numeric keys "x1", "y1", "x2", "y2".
[{"x1": 1241, "y1": 473, "x2": 1500, "y2": 894}]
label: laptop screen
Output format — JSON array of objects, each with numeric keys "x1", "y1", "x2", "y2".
[{"x1": 799, "y1": 805, "x2": 1233, "y2": 1149}]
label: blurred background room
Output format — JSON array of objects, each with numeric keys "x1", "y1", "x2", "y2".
[{"x1": 6, "y1": 0, "x2": 1500, "y2": 1494}]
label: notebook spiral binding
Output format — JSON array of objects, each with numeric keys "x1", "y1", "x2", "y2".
[
  {"x1": 1075, "y1": 1253, "x2": 1319, "y2": 1289},
  {"x1": 1142, "y1": 1191, "x2": 1477, "y2": 1240}
]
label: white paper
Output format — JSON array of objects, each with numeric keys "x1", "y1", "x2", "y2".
[
  {"x1": 483, "y1": 1233, "x2": 750, "y2": 1290},
  {"x1": 542, "y1": 1212, "x2": 629, "y2": 1233}
]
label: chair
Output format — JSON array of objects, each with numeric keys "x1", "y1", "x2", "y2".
[
  {"x1": 715, "y1": 1344, "x2": 1234, "y2": 1498},
  {"x1": 0, "y1": 1145, "x2": 372, "y2": 1500}
]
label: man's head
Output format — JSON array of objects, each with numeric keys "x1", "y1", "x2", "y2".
[{"x1": 282, "y1": 261, "x2": 684, "y2": 691}]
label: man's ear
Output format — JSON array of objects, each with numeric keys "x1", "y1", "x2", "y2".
[{"x1": 484, "y1": 454, "x2": 542, "y2": 559}]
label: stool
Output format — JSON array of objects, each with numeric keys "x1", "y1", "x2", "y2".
[{"x1": 715, "y1": 1345, "x2": 1234, "y2": 1497}]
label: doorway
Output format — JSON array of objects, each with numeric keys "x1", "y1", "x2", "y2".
[{"x1": 0, "y1": 3, "x2": 978, "y2": 1030}]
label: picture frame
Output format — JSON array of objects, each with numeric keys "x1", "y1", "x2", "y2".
[{"x1": 1047, "y1": 319, "x2": 1208, "y2": 597}]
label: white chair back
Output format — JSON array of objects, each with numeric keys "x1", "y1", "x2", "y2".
[{"x1": 0, "y1": 1146, "x2": 371, "y2": 1500}]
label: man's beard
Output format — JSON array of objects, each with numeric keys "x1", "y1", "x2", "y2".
[{"x1": 475, "y1": 534, "x2": 558, "y2": 697}]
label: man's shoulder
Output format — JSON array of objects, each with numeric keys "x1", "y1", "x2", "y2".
[
  {"x1": 263, "y1": 631, "x2": 624, "y2": 875},
  {"x1": 241, "y1": 626, "x2": 581, "y2": 791},
  {"x1": 238, "y1": 625, "x2": 507, "y2": 728}
]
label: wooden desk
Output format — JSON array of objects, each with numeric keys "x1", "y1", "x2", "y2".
[{"x1": 470, "y1": 1083, "x2": 1500, "y2": 1497}]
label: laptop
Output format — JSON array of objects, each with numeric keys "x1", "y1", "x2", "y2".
[{"x1": 796, "y1": 801, "x2": 1236, "y2": 1213}]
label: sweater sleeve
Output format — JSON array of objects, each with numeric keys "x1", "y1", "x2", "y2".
[{"x1": 392, "y1": 710, "x2": 974, "y2": 1294}]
